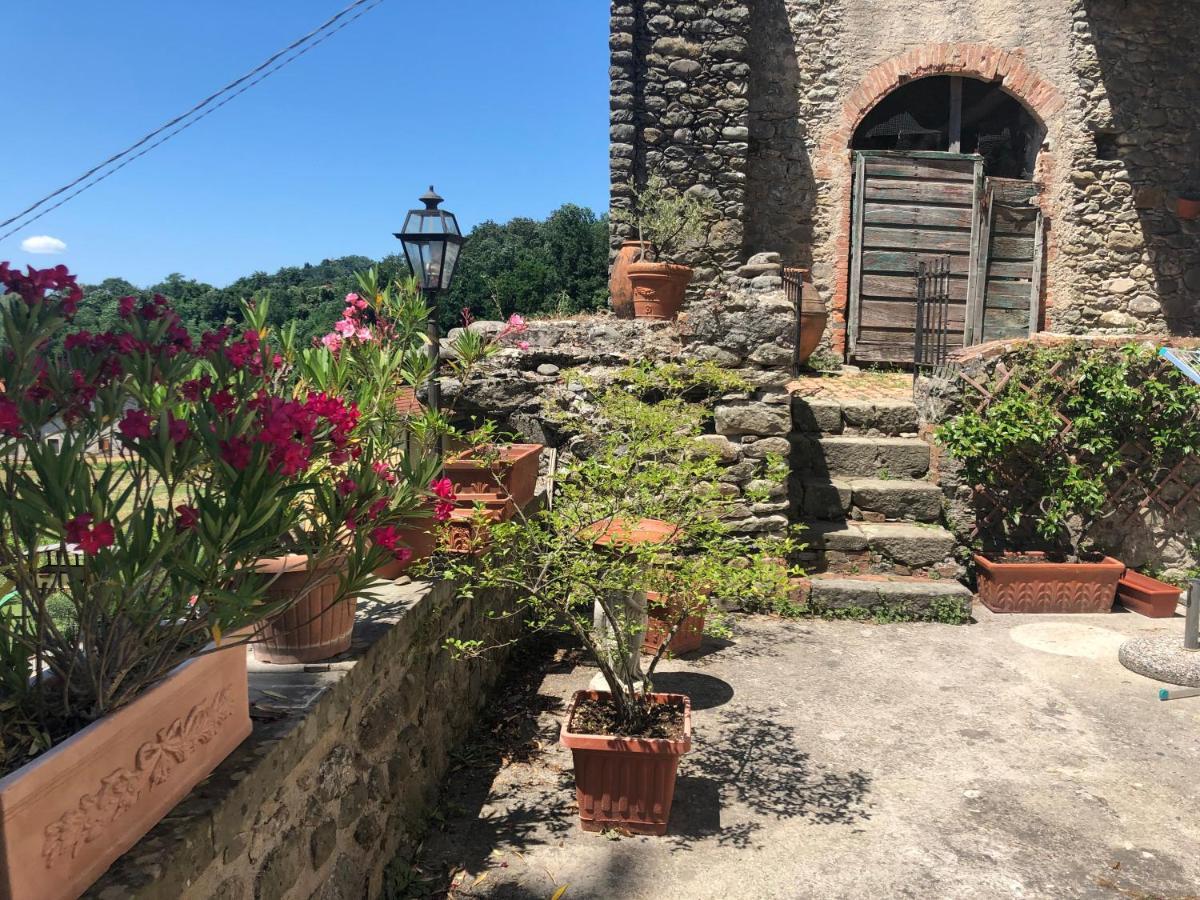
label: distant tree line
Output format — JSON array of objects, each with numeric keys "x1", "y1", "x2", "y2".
[{"x1": 69, "y1": 204, "x2": 609, "y2": 346}]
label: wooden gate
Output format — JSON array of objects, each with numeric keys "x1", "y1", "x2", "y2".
[{"x1": 847, "y1": 150, "x2": 1043, "y2": 363}]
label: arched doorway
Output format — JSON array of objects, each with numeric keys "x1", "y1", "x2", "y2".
[{"x1": 845, "y1": 75, "x2": 1047, "y2": 364}]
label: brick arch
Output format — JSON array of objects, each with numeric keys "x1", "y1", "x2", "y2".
[{"x1": 815, "y1": 43, "x2": 1067, "y2": 356}]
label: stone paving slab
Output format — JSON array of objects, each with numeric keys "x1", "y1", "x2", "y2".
[{"x1": 415, "y1": 607, "x2": 1200, "y2": 899}]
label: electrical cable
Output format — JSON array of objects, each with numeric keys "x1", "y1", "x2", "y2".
[{"x1": 0, "y1": 0, "x2": 384, "y2": 242}]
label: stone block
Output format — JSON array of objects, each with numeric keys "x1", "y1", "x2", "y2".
[{"x1": 714, "y1": 401, "x2": 790, "y2": 436}]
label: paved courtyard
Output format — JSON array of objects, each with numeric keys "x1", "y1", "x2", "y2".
[{"x1": 415, "y1": 607, "x2": 1200, "y2": 900}]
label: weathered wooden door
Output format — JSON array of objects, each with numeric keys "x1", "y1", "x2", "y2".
[
  {"x1": 848, "y1": 151, "x2": 982, "y2": 363},
  {"x1": 847, "y1": 150, "x2": 1043, "y2": 362},
  {"x1": 966, "y1": 178, "x2": 1044, "y2": 343}
]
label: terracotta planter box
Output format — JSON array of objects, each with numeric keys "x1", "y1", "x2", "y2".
[
  {"x1": 627, "y1": 261, "x2": 693, "y2": 321},
  {"x1": 444, "y1": 443, "x2": 543, "y2": 509},
  {"x1": 0, "y1": 644, "x2": 251, "y2": 900},
  {"x1": 1117, "y1": 571, "x2": 1182, "y2": 618},
  {"x1": 642, "y1": 591, "x2": 705, "y2": 656},
  {"x1": 974, "y1": 552, "x2": 1124, "y2": 614},
  {"x1": 255, "y1": 554, "x2": 355, "y2": 664},
  {"x1": 560, "y1": 690, "x2": 691, "y2": 836},
  {"x1": 373, "y1": 512, "x2": 439, "y2": 580}
]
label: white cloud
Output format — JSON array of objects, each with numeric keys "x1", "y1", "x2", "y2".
[{"x1": 20, "y1": 235, "x2": 67, "y2": 255}]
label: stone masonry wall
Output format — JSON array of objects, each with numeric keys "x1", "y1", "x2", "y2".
[
  {"x1": 444, "y1": 314, "x2": 793, "y2": 537},
  {"x1": 617, "y1": 0, "x2": 1200, "y2": 352},
  {"x1": 610, "y1": 0, "x2": 754, "y2": 287},
  {"x1": 87, "y1": 580, "x2": 519, "y2": 900}
]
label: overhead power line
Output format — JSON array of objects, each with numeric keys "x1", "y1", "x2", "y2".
[{"x1": 0, "y1": 0, "x2": 384, "y2": 243}]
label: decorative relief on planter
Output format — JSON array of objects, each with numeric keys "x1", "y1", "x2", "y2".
[{"x1": 41, "y1": 686, "x2": 235, "y2": 868}]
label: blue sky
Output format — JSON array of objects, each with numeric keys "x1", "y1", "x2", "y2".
[{"x1": 0, "y1": 1, "x2": 609, "y2": 287}]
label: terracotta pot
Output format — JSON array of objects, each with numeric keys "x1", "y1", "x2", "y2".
[
  {"x1": 974, "y1": 552, "x2": 1124, "y2": 614},
  {"x1": 560, "y1": 690, "x2": 691, "y2": 835},
  {"x1": 443, "y1": 509, "x2": 496, "y2": 555},
  {"x1": 627, "y1": 262, "x2": 693, "y2": 321},
  {"x1": 1177, "y1": 196, "x2": 1200, "y2": 220},
  {"x1": 642, "y1": 590, "x2": 705, "y2": 656},
  {"x1": 0, "y1": 643, "x2": 250, "y2": 900},
  {"x1": 610, "y1": 240, "x2": 653, "y2": 318},
  {"x1": 583, "y1": 516, "x2": 681, "y2": 549},
  {"x1": 443, "y1": 443, "x2": 543, "y2": 509},
  {"x1": 255, "y1": 554, "x2": 355, "y2": 664},
  {"x1": 787, "y1": 267, "x2": 828, "y2": 367},
  {"x1": 1117, "y1": 570, "x2": 1182, "y2": 618},
  {"x1": 373, "y1": 512, "x2": 439, "y2": 580}
]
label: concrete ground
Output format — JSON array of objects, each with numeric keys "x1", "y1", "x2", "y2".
[{"x1": 415, "y1": 606, "x2": 1200, "y2": 900}]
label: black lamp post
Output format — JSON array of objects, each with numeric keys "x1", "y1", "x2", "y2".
[{"x1": 395, "y1": 186, "x2": 463, "y2": 426}]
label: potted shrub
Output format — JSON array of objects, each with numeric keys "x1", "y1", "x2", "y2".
[
  {"x1": 936, "y1": 342, "x2": 1200, "y2": 614},
  {"x1": 444, "y1": 381, "x2": 800, "y2": 835},
  {"x1": 612, "y1": 175, "x2": 716, "y2": 321},
  {"x1": 1177, "y1": 189, "x2": 1200, "y2": 221},
  {"x1": 0, "y1": 266, "x2": 403, "y2": 900}
]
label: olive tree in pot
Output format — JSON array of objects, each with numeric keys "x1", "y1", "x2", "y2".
[
  {"x1": 612, "y1": 175, "x2": 716, "y2": 322},
  {"x1": 445, "y1": 379, "x2": 799, "y2": 835},
  {"x1": 0, "y1": 267, "x2": 420, "y2": 900}
]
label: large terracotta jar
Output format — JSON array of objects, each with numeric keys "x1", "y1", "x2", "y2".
[
  {"x1": 255, "y1": 554, "x2": 354, "y2": 664},
  {"x1": 560, "y1": 690, "x2": 692, "y2": 835},
  {"x1": 609, "y1": 240, "x2": 653, "y2": 318},
  {"x1": 0, "y1": 643, "x2": 251, "y2": 900},
  {"x1": 785, "y1": 266, "x2": 828, "y2": 367},
  {"x1": 627, "y1": 261, "x2": 693, "y2": 321}
]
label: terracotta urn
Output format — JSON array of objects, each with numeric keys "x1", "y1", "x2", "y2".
[
  {"x1": 255, "y1": 554, "x2": 355, "y2": 664},
  {"x1": 787, "y1": 267, "x2": 828, "y2": 367},
  {"x1": 627, "y1": 261, "x2": 693, "y2": 321},
  {"x1": 560, "y1": 690, "x2": 691, "y2": 835},
  {"x1": 0, "y1": 643, "x2": 251, "y2": 900},
  {"x1": 609, "y1": 240, "x2": 653, "y2": 318}
]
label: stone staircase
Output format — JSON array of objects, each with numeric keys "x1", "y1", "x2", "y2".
[{"x1": 789, "y1": 393, "x2": 972, "y2": 620}]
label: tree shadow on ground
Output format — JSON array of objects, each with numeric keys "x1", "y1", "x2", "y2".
[
  {"x1": 669, "y1": 704, "x2": 872, "y2": 850},
  {"x1": 650, "y1": 671, "x2": 734, "y2": 710}
]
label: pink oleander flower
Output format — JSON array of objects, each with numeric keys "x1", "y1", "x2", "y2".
[
  {"x1": 507, "y1": 313, "x2": 525, "y2": 330},
  {"x1": 337, "y1": 477, "x2": 357, "y2": 497},
  {"x1": 333, "y1": 318, "x2": 356, "y2": 336},
  {"x1": 321, "y1": 332, "x2": 342, "y2": 353},
  {"x1": 345, "y1": 292, "x2": 360, "y2": 306},
  {"x1": 518, "y1": 340, "x2": 530, "y2": 351},
  {"x1": 167, "y1": 415, "x2": 190, "y2": 444},
  {"x1": 175, "y1": 504, "x2": 200, "y2": 532},
  {"x1": 434, "y1": 500, "x2": 455, "y2": 522},
  {"x1": 220, "y1": 436, "x2": 252, "y2": 470},
  {"x1": 118, "y1": 296, "x2": 136, "y2": 318},
  {"x1": 0, "y1": 396, "x2": 21, "y2": 437},
  {"x1": 65, "y1": 514, "x2": 114, "y2": 555}
]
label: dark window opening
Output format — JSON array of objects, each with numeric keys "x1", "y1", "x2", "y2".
[
  {"x1": 1093, "y1": 132, "x2": 1120, "y2": 161},
  {"x1": 852, "y1": 75, "x2": 1044, "y2": 179}
]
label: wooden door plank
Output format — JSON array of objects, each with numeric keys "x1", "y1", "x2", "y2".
[
  {"x1": 864, "y1": 180, "x2": 975, "y2": 205},
  {"x1": 987, "y1": 259, "x2": 1034, "y2": 279},
  {"x1": 984, "y1": 279, "x2": 1034, "y2": 306},
  {"x1": 847, "y1": 152, "x2": 867, "y2": 357},
  {"x1": 862, "y1": 251, "x2": 972, "y2": 275},
  {"x1": 990, "y1": 235, "x2": 1035, "y2": 259},
  {"x1": 863, "y1": 273, "x2": 969, "y2": 301},
  {"x1": 862, "y1": 204, "x2": 975, "y2": 228},
  {"x1": 966, "y1": 163, "x2": 988, "y2": 345},
  {"x1": 1029, "y1": 211, "x2": 1045, "y2": 334},
  {"x1": 860, "y1": 299, "x2": 967, "y2": 329},
  {"x1": 862, "y1": 226, "x2": 973, "y2": 252},
  {"x1": 863, "y1": 157, "x2": 976, "y2": 180}
]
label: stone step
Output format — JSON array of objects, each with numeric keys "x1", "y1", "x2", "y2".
[
  {"x1": 795, "y1": 520, "x2": 961, "y2": 578},
  {"x1": 802, "y1": 575, "x2": 972, "y2": 622},
  {"x1": 796, "y1": 477, "x2": 943, "y2": 523},
  {"x1": 791, "y1": 396, "x2": 918, "y2": 436},
  {"x1": 790, "y1": 435, "x2": 930, "y2": 479}
]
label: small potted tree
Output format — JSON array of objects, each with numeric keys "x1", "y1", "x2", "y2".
[
  {"x1": 612, "y1": 176, "x2": 716, "y2": 321},
  {"x1": 445, "y1": 381, "x2": 799, "y2": 834}
]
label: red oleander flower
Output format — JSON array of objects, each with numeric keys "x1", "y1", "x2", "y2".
[
  {"x1": 220, "y1": 436, "x2": 252, "y2": 470},
  {"x1": 372, "y1": 461, "x2": 397, "y2": 485},
  {"x1": 64, "y1": 330, "x2": 93, "y2": 351},
  {"x1": 371, "y1": 524, "x2": 399, "y2": 550},
  {"x1": 0, "y1": 395, "x2": 22, "y2": 437},
  {"x1": 368, "y1": 497, "x2": 389, "y2": 520},
  {"x1": 119, "y1": 408, "x2": 152, "y2": 440},
  {"x1": 65, "y1": 514, "x2": 114, "y2": 555},
  {"x1": 175, "y1": 504, "x2": 200, "y2": 532},
  {"x1": 118, "y1": 296, "x2": 136, "y2": 318},
  {"x1": 337, "y1": 477, "x2": 357, "y2": 497},
  {"x1": 211, "y1": 390, "x2": 235, "y2": 415},
  {"x1": 434, "y1": 500, "x2": 455, "y2": 522},
  {"x1": 167, "y1": 415, "x2": 190, "y2": 444},
  {"x1": 392, "y1": 546, "x2": 413, "y2": 563},
  {"x1": 181, "y1": 375, "x2": 212, "y2": 402},
  {"x1": 430, "y1": 477, "x2": 456, "y2": 501}
]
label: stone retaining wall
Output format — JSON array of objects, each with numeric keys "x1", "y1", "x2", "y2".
[{"x1": 86, "y1": 580, "x2": 518, "y2": 900}]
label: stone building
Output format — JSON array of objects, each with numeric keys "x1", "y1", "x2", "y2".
[{"x1": 610, "y1": 0, "x2": 1200, "y2": 362}]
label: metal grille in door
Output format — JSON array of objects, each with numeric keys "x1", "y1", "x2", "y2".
[{"x1": 914, "y1": 257, "x2": 952, "y2": 369}]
